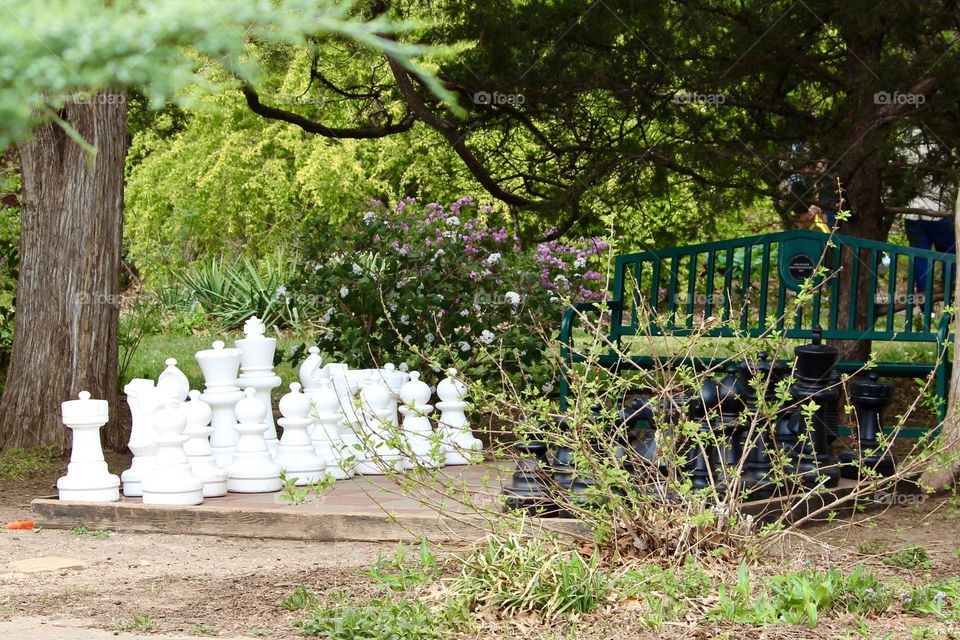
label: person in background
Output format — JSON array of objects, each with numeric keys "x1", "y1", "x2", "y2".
[
  {"x1": 814, "y1": 157, "x2": 840, "y2": 229},
  {"x1": 904, "y1": 190, "x2": 956, "y2": 293}
]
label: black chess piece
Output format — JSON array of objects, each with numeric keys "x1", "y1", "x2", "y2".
[
  {"x1": 617, "y1": 395, "x2": 657, "y2": 471},
  {"x1": 787, "y1": 327, "x2": 841, "y2": 489},
  {"x1": 840, "y1": 372, "x2": 896, "y2": 479},
  {"x1": 502, "y1": 441, "x2": 556, "y2": 516},
  {"x1": 714, "y1": 364, "x2": 748, "y2": 487},
  {"x1": 550, "y1": 445, "x2": 577, "y2": 491},
  {"x1": 686, "y1": 379, "x2": 723, "y2": 493},
  {"x1": 737, "y1": 351, "x2": 790, "y2": 500}
]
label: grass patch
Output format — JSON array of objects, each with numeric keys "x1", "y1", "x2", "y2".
[
  {"x1": 294, "y1": 594, "x2": 468, "y2": 640},
  {"x1": 186, "y1": 623, "x2": 214, "y2": 636},
  {"x1": 450, "y1": 534, "x2": 611, "y2": 619},
  {"x1": 116, "y1": 615, "x2": 156, "y2": 632},
  {"x1": 0, "y1": 445, "x2": 57, "y2": 479},
  {"x1": 69, "y1": 526, "x2": 110, "y2": 538}
]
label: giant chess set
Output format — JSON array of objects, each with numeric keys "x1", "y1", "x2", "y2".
[{"x1": 56, "y1": 316, "x2": 484, "y2": 506}]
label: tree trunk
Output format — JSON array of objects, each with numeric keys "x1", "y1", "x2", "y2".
[
  {"x1": 833, "y1": 156, "x2": 892, "y2": 361},
  {"x1": 922, "y1": 191, "x2": 960, "y2": 491},
  {"x1": 0, "y1": 93, "x2": 127, "y2": 451}
]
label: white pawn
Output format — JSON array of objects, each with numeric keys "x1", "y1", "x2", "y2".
[
  {"x1": 436, "y1": 368, "x2": 482, "y2": 465},
  {"x1": 57, "y1": 392, "x2": 120, "y2": 502},
  {"x1": 142, "y1": 399, "x2": 204, "y2": 506},
  {"x1": 120, "y1": 378, "x2": 157, "y2": 497},
  {"x1": 275, "y1": 383, "x2": 326, "y2": 485},
  {"x1": 399, "y1": 372, "x2": 443, "y2": 468},
  {"x1": 353, "y1": 381, "x2": 405, "y2": 475},
  {"x1": 196, "y1": 340, "x2": 243, "y2": 468},
  {"x1": 311, "y1": 378, "x2": 352, "y2": 479},
  {"x1": 182, "y1": 390, "x2": 228, "y2": 497},
  {"x1": 226, "y1": 388, "x2": 283, "y2": 493}
]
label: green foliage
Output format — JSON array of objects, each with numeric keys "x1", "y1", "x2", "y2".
[
  {"x1": 709, "y1": 564, "x2": 892, "y2": 628},
  {"x1": 277, "y1": 471, "x2": 335, "y2": 506},
  {"x1": 116, "y1": 615, "x2": 156, "y2": 633},
  {"x1": 174, "y1": 254, "x2": 304, "y2": 331},
  {"x1": 294, "y1": 594, "x2": 467, "y2": 640},
  {"x1": 0, "y1": 0, "x2": 455, "y2": 147},
  {"x1": 280, "y1": 585, "x2": 318, "y2": 612},
  {"x1": 0, "y1": 445, "x2": 57, "y2": 479},
  {"x1": 283, "y1": 197, "x2": 607, "y2": 386},
  {"x1": 361, "y1": 541, "x2": 439, "y2": 592},
  {"x1": 450, "y1": 534, "x2": 611, "y2": 619},
  {"x1": 903, "y1": 579, "x2": 960, "y2": 617},
  {"x1": 117, "y1": 295, "x2": 163, "y2": 387},
  {"x1": 885, "y1": 545, "x2": 933, "y2": 570},
  {"x1": 0, "y1": 163, "x2": 19, "y2": 360}
]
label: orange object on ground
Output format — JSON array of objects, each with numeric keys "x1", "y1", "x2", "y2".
[{"x1": 3, "y1": 520, "x2": 35, "y2": 530}]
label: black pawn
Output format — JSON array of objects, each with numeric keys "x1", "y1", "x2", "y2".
[
  {"x1": 840, "y1": 373, "x2": 895, "y2": 478},
  {"x1": 503, "y1": 441, "x2": 555, "y2": 516}
]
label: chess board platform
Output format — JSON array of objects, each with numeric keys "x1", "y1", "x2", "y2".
[{"x1": 31, "y1": 463, "x2": 921, "y2": 543}]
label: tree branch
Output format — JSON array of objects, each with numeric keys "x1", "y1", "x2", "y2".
[{"x1": 242, "y1": 85, "x2": 415, "y2": 139}]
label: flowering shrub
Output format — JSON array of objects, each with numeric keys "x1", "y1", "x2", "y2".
[{"x1": 284, "y1": 197, "x2": 609, "y2": 386}]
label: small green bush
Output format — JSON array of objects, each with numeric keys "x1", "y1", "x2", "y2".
[
  {"x1": 884, "y1": 545, "x2": 933, "y2": 570},
  {"x1": 280, "y1": 585, "x2": 318, "y2": 611}
]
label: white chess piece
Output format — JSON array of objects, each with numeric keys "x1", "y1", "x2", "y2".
[
  {"x1": 226, "y1": 388, "x2": 283, "y2": 493},
  {"x1": 57, "y1": 391, "x2": 120, "y2": 502},
  {"x1": 353, "y1": 381, "x2": 405, "y2": 475},
  {"x1": 142, "y1": 399, "x2": 204, "y2": 506},
  {"x1": 399, "y1": 372, "x2": 443, "y2": 468},
  {"x1": 275, "y1": 383, "x2": 326, "y2": 485},
  {"x1": 235, "y1": 316, "x2": 282, "y2": 457},
  {"x1": 182, "y1": 390, "x2": 228, "y2": 497},
  {"x1": 157, "y1": 357, "x2": 189, "y2": 401},
  {"x1": 196, "y1": 340, "x2": 243, "y2": 468},
  {"x1": 311, "y1": 378, "x2": 352, "y2": 479},
  {"x1": 299, "y1": 346, "x2": 327, "y2": 391},
  {"x1": 436, "y1": 368, "x2": 482, "y2": 465},
  {"x1": 120, "y1": 378, "x2": 157, "y2": 497},
  {"x1": 375, "y1": 363, "x2": 409, "y2": 430}
]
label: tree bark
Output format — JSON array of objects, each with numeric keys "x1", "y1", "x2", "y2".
[
  {"x1": 0, "y1": 93, "x2": 127, "y2": 451},
  {"x1": 922, "y1": 190, "x2": 960, "y2": 491}
]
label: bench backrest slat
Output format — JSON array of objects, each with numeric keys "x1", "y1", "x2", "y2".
[{"x1": 612, "y1": 230, "x2": 955, "y2": 342}]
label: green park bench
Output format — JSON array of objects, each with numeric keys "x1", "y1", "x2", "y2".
[{"x1": 559, "y1": 229, "x2": 956, "y2": 437}]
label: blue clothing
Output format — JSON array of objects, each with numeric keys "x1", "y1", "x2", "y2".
[{"x1": 905, "y1": 217, "x2": 956, "y2": 291}]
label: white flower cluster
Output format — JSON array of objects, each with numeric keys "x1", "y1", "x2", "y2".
[{"x1": 479, "y1": 329, "x2": 495, "y2": 345}]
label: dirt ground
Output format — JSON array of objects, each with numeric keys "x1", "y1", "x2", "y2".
[{"x1": 2, "y1": 453, "x2": 960, "y2": 639}]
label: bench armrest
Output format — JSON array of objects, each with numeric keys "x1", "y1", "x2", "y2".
[{"x1": 559, "y1": 301, "x2": 605, "y2": 354}]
